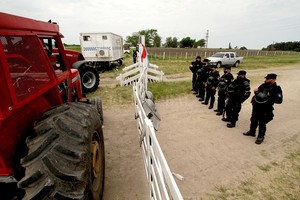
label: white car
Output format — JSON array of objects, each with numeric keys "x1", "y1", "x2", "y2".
[{"x1": 206, "y1": 52, "x2": 243, "y2": 68}]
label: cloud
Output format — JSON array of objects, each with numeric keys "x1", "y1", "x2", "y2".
[{"x1": 1, "y1": 0, "x2": 300, "y2": 49}]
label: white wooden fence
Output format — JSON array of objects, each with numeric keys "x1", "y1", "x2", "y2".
[
  {"x1": 132, "y1": 38, "x2": 183, "y2": 200},
  {"x1": 116, "y1": 60, "x2": 164, "y2": 86}
]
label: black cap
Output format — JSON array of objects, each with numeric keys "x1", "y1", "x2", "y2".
[
  {"x1": 265, "y1": 73, "x2": 277, "y2": 79},
  {"x1": 224, "y1": 66, "x2": 231, "y2": 70},
  {"x1": 237, "y1": 70, "x2": 246, "y2": 75},
  {"x1": 196, "y1": 56, "x2": 201, "y2": 59},
  {"x1": 203, "y1": 58, "x2": 210, "y2": 62}
]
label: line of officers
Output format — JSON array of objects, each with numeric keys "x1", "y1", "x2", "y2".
[{"x1": 189, "y1": 56, "x2": 283, "y2": 145}]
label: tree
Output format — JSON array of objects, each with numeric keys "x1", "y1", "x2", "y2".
[
  {"x1": 179, "y1": 37, "x2": 195, "y2": 48},
  {"x1": 228, "y1": 42, "x2": 232, "y2": 49},
  {"x1": 240, "y1": 46, "x2": 247, "y2": 50},
  {"x1": 125, "y1": 29, "x2": 161, "y2": 47},
  {"x1": 194, "y1": 39, "x2": 206, "y2": 48},
  {"x1": 263, "y1": 41, "x2": 300, "y2": 52},
  {"x1": 153, "y1": 35, "x2": 161, "y2": 47},
  {"x1": 164, "y1": 37, "x2": 178, "y2": 48}
]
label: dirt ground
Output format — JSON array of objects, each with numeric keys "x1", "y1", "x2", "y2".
[{"x1": 102, "y1": 64, "x2": 300, "y2": 199}]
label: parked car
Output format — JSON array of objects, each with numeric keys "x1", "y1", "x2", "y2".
[{"x1": 206, "y1": 52, "x2": 243, "y2": 68}]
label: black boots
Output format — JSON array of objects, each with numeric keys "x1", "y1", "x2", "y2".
[
  {"x1": 226, "y1": 122, "x2": 236, "y2": 128},
  {"x1": 243, "y1": 131, "x2": 256, "y2": 137}
]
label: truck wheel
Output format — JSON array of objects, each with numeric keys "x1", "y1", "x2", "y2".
[
  {"x1": 216, "y1": 62, "x2": 222, "y2": 68},
  {"x1": 80, "y1": 67, "x2": 100, "y2": 93},
  {"x1": 234, "y1": 61, "x2": 240, "y2": 67},
  {"x1": 91, "y1": 96, "x2": 104, "y2": 125},
  {"x1": 18, "y1": 102, "x2": 105, "y2": 200},
  {"x1": 117, "y1": 59, "x2": 123, "y2": 66}
]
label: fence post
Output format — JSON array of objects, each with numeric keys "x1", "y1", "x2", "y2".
[
  {"x1": 163, "y1": 52, "x2": 165, "y2": 59},
  {"x1": 257, "y1": 51, "x2": 260, "y2": 56},
  {"x1": 120, "y1": 73, "x2": 123, "y2": 87}
]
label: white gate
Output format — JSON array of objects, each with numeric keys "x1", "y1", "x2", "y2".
[
  {"x1": 116, "y1": 45, "x2": 164, "y2": 86},
  {"x1": 132, "y1": 37, "x2": 183, "y2": 200}
]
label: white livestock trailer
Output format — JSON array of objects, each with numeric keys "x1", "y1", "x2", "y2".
[{"x1": 80, "y1": 32, "x2": 124, "y2": 66}]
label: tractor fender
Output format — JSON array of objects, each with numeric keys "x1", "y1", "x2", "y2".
[{"x1": 71, "y1": 60, "x2": 87, "y2": 70}]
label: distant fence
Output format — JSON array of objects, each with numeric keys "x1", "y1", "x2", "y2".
[{"x1": 147, "y1": 48, "x2": 300, "y2": 59}]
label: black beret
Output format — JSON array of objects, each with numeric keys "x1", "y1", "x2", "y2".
[
  {"x1": 237, "y1": 70, "x2": 246, "y2": 75},
  {"x1": 265, "y1": 73, "x2": 277, "y2": 79}
]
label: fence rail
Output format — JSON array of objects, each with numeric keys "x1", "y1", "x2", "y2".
[
  {"x1": 146, "y1": 48, "x2": 300, "y2": 59},
  {"x1": 116, "y1": 63, "x2": 164, "y2": 86},
  {"x1": 133, "y1": 68, "x2": 183, "y2": 200},
  {"x1": 131, "y1": 38, "x2": 183, "y2": 199}
]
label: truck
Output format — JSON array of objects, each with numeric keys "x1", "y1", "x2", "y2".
[
  {"x1": 206, "y1": 52, "x2": 243, "y2": 68},
  {"x1": 80, "y1": 32, "x2": 124, "y2": 66},
  {"x1": 0, "y1": 12, "x2": 105, "y2": 199}
]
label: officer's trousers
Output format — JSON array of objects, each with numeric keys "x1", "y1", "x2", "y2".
[
  {"x1": 226, "y1": 100, "x2": 241, "y2": 124},
  {"x1": 217, "y1": 91, "x2": 226, "y2": 113},
  {"x1": 249, "y1": 105, "x2": 274, "y2": 138}
]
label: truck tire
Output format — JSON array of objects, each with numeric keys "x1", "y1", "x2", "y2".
[
  {"x1": 117, "y1": 59, "x2": 123, "y2": 66},
  {"x1": 91, "y1": 96, "x2": 104, "y2": 125},
  {"x1": 80, "y1": 66, "x2": 100, "y2": 93},
  {"x1": 216, "y1": 62, "x2": 222, "y2": 68},
  {"x1": 234, "y1": 61, "x2": 240, "y2": 67},
  {"x1": 18, "y1": 102, "x2": 105, "y2": 200}
]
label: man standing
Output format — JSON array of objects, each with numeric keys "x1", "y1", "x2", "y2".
[
  {"x1": 202, "y1": 65, "x2": 220, "y2": 109},
  {"x1": 215, "y1": 66, "x2": 234, "y2": 115},
  {"x1": 133, "y1": 49, "x2": 138, "y2": 63},
  {"x1": 224, "y1": 70, "x2": 251, "y2": 128},
  {"x1": 189, "y1": 56, "x2": 202, "y2": 93},
  {"x1": 243, "y1": 73, "x2": 283, "y2": 144},
  {"x1": 197, "y1": 58, "x2": 211, "y2": 101}
]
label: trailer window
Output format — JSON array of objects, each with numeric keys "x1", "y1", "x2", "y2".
[
  {"x1": 1, "y1": 35, "x2": 51, "y2": 102},
  {"x1": 230, "y1": 53, "x2": 234, "y2": 58},
  {"x1": 102, "y1": 35, "x2": 107, "y2": 40},
  {"x1": 83, "y1": 35, "x2": 91, "y2": 41}
]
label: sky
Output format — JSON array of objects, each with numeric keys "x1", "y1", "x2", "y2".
[{"x1": 1, "y1": 0, "x2": 300, "y2": 49}]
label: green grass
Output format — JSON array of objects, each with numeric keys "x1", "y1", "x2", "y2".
[
  {"x1": 86, "y1": 54, "x2": 300, "y2": 105},
  {"x1": 146, "y1": 55, "x2": 300, "y2": 75},
  {"x1": 64, "y1": 44, "x2": 81, "y2": 52}
]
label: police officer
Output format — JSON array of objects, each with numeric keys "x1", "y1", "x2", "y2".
[
  {"x1": 133, "y1": 49, "x2": 137, "y2": 63},
  {"x1": 202, "y1": 65, "x2": 220, "y2": 109},
  {"x1": 197, "y1": 58, "x2": 211, "y2": 101},
  {"x1": 189, "y1": 56, "x2": 202, "y2": 93},
  {"x1": 243, "y1": 73, "x2": 283, "y2": 144},
  {"x1": 224, "y1": 70, "x2": 251, "y2": 128},
  {"x1": 215, "y1": 66, "x2": 234, "y2": 115}
]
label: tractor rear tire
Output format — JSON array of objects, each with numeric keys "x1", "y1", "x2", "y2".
[
  {"x1": 80, "y1": 66, "x2": 100, "y2": 94},
  {"x1": 18, "y1": 102, "x2": 105, "y2": 200}
]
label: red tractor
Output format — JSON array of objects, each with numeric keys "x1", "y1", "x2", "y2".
[
  {"x1": 0, "y1": 12, "x2": 105, "y2": 199},
  {"x1": 52, "y1": 47, "x2": 101, "y2": 94}
]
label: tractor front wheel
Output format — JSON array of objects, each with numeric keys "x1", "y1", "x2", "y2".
[{"x1": 80, "y1": 66, "x2": 100, "y2": 93}]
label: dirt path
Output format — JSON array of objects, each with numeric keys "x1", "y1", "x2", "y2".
[{"x1": 102, "y1": 64, "x2": 300, "y2": 199}]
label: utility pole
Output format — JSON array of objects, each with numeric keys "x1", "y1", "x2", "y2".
[{"x1": 205, "y1": 30, "x2": 209, "y2": 48}]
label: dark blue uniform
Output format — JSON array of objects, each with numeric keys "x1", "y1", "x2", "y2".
[
  {"x1": 203, "y1": 69, "x2": 220, "y2": 109},
  {"x1": 244, "y1": 80, "x2": 283, "y2": 144},
  {"x1": 225, "y1": 75, "x2": 251, "y2": 127}
]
